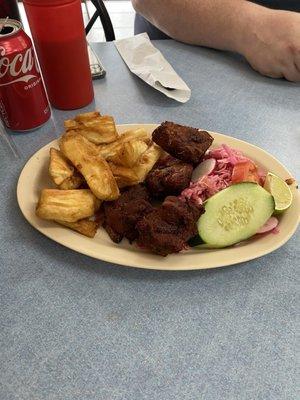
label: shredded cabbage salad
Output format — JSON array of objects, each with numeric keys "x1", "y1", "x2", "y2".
[{"x1": 181, "y1": 144, "x2": 266, "y2": 206}]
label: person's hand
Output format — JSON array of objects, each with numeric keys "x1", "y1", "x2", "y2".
[{"x1": 239, "y1": 9, "x2": 300, "y2": 82}]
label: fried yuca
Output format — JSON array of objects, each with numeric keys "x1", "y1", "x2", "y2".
[
  {"x1": 64, "y1": 112, "x2": 118, "y2": 145},
  {"x1": 58, "y1": 174, "x2": 83, "y2": 190},
  {"x1": 59, "y1": 132, "x2": 120, "y2": 200},
  {"x1": 36, "y1": 189, "x2": 100, "y2": 222},
  {"x1": 98, "y1": 128, "x2": 150, "y2": 159},
  {"x1": 108, "y1": 163, "x2": 139, "y2": 188},
  {"x1": 74, "y1": 111, "x2": 101, "y2": 122},
  {"x1": 49, "y1": 148, "x2": 83, "y2": 189},
  {"x1": 107, "y1": 139, "x2": 148, "y2": 168},
  {"x1": 64, "y1": 111, "x2": 101, "y2": 132},
  {"x1": 55, "y1": 218, "x2": 99, "y2": 238},
  {"x1": 49, "y1": 148, "x2": 74, "y2": 185},
  {"x1": 108, "y1": 143, "x2": 162, "y2": 188},
  {"x1": 132, "y1": 144, "x2": 162, "y2": 182}
]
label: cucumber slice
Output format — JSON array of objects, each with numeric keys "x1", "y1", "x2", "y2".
[{"x1": 198, "y1": 182, "x2": 275, "y2": 248}]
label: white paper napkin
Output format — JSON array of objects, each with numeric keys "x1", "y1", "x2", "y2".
[{"x1": 114, "y1": 33, "x2": 191, "y2": 103}]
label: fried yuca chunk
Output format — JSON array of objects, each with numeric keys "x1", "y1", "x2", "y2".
[
  {"x1": 49, "y1": 148, "x2": 83, "y2": 189},
  {"x1": 108, "y1": 144, "x2": 162, "y2": 188},
  {"x1": 64, "y1": 112, "x2": 118, "y2": 145},
  {"x1": 108, "y1": 163, "x2": 139, "y2": 188},
  {"x1": 64, "y1": 111, "x2": 100, "y2": 131},
  {"x1": 58, "y1": 174, "x2": 83, "y2": 190},
  {"x1": 77, "y1": 115, "x2": 118, "y2": 145},
  {"x1": 133, "y1": 144, "x2": 162, "y2": 182},
  {"x1": 55, "y1": 219, "x2": 99, "y2": 238},
  {"x1": 107, "y1": 139, "x2": 148, "y2": 168},
  {"x1": 64, "y1": 119, "x2": 78, "y2": 131},
  {"x1": 74, "y1": 111, "x2": 101, "y2": 122},
  {"x1": 60, "y1": 132, "x2": 119, "y2": 200},
  {"x1": 36, "y1": 189, "x2": 100, "y2": 222},
  {"x1": 49, "y1": 148, "x2": 74, "y2": 186},
  {"x1": 98, "y1": 129, "x2": 150, "y2": 159}
]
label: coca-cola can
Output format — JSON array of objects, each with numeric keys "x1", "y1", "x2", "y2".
[{"x1": 0, "y1": 18, "x2": 50, "y2": 131}]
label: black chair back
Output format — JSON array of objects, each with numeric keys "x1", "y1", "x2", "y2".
[{"x1": 85, "y1": 0, "x2": 115, "y2": 41}]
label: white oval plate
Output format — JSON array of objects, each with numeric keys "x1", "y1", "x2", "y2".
[{"x1": 17, "y1": 124, "x2": 299, "y2": 270}]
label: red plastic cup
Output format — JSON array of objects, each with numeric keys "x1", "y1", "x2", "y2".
[{"x1": 23, "y1": 0, "x2": 94, "y2": 110}]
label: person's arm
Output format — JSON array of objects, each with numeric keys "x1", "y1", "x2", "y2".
[{"x1": 132, "y1": 0, "x2": 300, "y2": 82}]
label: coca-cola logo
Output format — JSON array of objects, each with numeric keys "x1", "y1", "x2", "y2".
[{"x1": 0, "y1": 46, "x2": 40, "y2": 86}]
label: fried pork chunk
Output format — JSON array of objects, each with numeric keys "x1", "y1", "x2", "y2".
[
  {"x1": 136, "y1": 197, "x2": 204, "y2": 256},
  {"x1": 152, "y1": 121, "x2": 214, "y2": 164},
  {"x1": 103, "y1": 185, "x2": 153, "y2": 243},
  {"x1": 146, "y1": 155, "x2": 193, "y2": 198}
]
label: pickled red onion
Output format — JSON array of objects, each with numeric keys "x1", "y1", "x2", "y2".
[{"x1": 180, "y1": 144, "x2": 266, "y2": 205}]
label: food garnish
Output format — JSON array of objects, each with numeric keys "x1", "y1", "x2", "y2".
[
  {"x1": 256, "y1": 216, "x2": 279, "y2": 234},
  {"x1": 197, "y1": 183, "x2": 275, "y2": 248},
  {"x1": 191, "y1": 158, "x2": 216, "y2": 182},
  {"x1": 264, "y1": 172, "x2": 293, "y2": 212},
  {"x1": 181, "y1": 144, "x2": 266, "y2": 206}
]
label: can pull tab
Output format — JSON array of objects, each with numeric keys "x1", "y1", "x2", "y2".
[{"x1": 0, "y1": 17, "x2": 9, "y2": 34}]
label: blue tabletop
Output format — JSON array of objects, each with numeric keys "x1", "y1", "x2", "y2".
[{"x1": 0, "y1": 40, "x2": 299, "y2": 400}]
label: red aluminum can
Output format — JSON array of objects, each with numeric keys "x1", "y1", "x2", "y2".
[{"x1": 0, "y1": 18, "x2": 50, "y2": 131}]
